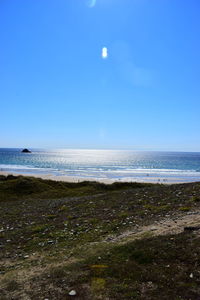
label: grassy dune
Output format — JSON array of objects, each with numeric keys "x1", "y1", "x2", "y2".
[{"x1": 0, "y1": 175, "x2": 200, "y2": 299}]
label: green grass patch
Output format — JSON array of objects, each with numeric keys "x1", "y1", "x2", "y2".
[{"x1": 178, "y1": 206, "x2": 191, "y2": 212}]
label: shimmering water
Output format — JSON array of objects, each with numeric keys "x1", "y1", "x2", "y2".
[{"x1": 0, "y1": 148, "x2": 200, "y2": 183}]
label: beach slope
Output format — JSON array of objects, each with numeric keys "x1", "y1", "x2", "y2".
[{"x1": 0, "y1": 175, "x2": 200, "y2": 299}]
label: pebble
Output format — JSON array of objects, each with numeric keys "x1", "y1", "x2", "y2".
[
  {"x1": 150, "y1": 226, "x2": 157, "y2": 231},
  {"x1": 47, "y1": 240, "x2": 54, "y2": 244},
  {"x1": 190, "y1": 273, "x2": 193, "y2": 278},
  {"x1": 69, "y1": 290, "x2": 76, "y2": 296}
]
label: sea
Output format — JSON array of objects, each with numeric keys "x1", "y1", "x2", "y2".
[{"x1": 0, "y1": 148, "x2": 200, "y2": 183}]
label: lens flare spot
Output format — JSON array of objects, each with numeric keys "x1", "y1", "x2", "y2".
[
  {"x1": 87, "y1": 0, "x2": 96, "y2": 8},
  {"x1": 102, "y1": 47, "x2": 108, "y2": 59}
]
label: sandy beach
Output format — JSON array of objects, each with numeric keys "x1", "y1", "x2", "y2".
[
  {"x1": 0, "y1": 171, "x2": 115, "y2": 183},
  {"x1": 0, "y1": 170, "x2": 190, "y2": 184}
]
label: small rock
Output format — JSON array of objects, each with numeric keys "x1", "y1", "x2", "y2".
[
  {"x1": 150, "y1": 226, "x2": 157, "y2": 231},
  {"x1": 47, "y1": 240, "x2": 54, "y2": 244},
  {"x1": 190, "y1": 273, "x2": 193, "y2": 278},
  {"x1": 24, "y1": 255, "x2": 29, "y2": 259},
  {"x1": 69, "y1": 290, "x2": 76, "y2": 296}
]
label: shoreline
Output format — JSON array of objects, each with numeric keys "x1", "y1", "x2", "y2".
[
  {"x1": 0, "y1": 170, "x2": 198, "y2": 184},
  {"x1": 0, "y1": 171, "x2": 115, "y2": 184}
]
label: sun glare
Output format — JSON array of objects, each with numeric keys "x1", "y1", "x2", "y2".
[
  {"x1": 102, "y1": 47, "x2": 108, "y2": 59},
  {"x1": 87, "y1": 0, "x2": 96, "y2": 8}
]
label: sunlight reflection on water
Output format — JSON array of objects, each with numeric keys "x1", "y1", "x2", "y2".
[{"x1": 0, "y1": 149, "x2": 200, "y2": 183}]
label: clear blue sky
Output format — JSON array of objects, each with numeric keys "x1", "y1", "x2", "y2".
[{"x1": 1, "y1": 0, "x2": 200, "y2": 151}]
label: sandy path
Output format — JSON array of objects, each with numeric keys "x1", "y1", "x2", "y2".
[
  {"x1": 107, "y1": 210, "x2": 200, "y2": 243},
  {"x1": 1, "y1": 210, "x2": 200, "y2": 289}
]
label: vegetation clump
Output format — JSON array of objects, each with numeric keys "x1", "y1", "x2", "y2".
[{"x1": 0, "y1": 175, "x2": 200, "y2": 299}]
